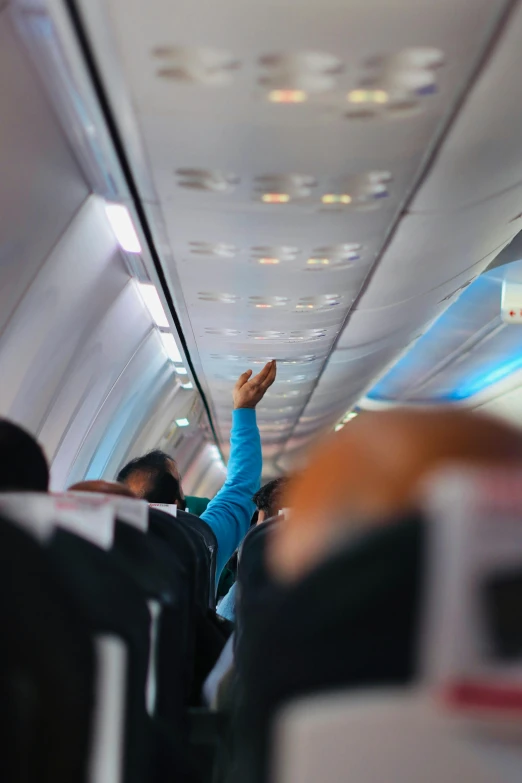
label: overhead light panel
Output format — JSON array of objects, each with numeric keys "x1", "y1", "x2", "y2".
[
  {"x1": 322, "y1": 194, "x2": 352, "y2": 204},
  {"x1": 269, "y1": 89, "x2": 307, "y2": 103},
  {"x1": 181, "y1": 382, "x2": 193, "y2": 389},
  {"x1": 105, "y1": 203, "x2": 142, "y2": 253},
  {"x1": 160, "y1": 332, "x2": 182, "y2": 363},
  {"x1": 307, "y1": 258, "x2": 330, "y2": 266},
  {"x1": 139, "y1": 283, "x2": 169, "y2": 327},
  {"x1": 262, "y1": 193, "x2": 290, "y2": 203},
  {"x1": 176, "y1": 366, "x2": 188, "y2": 375},
  {"x1": 347, "y1": 89, "x2": 388, "y2": 104},
  {"x1": 175, "y1": 418, "x2": 190, "y2": 427}
]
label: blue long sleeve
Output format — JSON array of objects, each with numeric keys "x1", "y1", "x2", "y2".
[
  {"x1": 217, "y1": 582, "x2": 237, "y2": 623},
  {"x1": 201, "y1": 408, "x2": 261, "y2": 582}
]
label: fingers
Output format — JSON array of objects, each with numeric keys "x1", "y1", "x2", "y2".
[
  {"x1": 249, "y1": 360, "x2": 273, "y2": 388},
  {"x1": 234, "y1": 369, "x2": 252, "y2": 391},
  {"x1": 258, "y1": 360, "x2": 277, "y2": 391}
]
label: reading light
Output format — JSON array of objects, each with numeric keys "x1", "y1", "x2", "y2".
[
  {"x1": 348, "y1": 89, "x2": 388, "y2": 104},
  {"x1": 105, "y1": 203, "x2": 142, "y2": 253},
  {"x1": 269, "y1": 89, "x2": 307, "y2": 103},
  {"x1": 175, "y1": 418, "x2": 190, "y2": 427},
  {"x1": 258, "y1": 257, "x2": 280, "y2": 265},
  {"x1": 160, "y1": 332, "x2": 182, "y2": 363},
  {"x1": 322, "y1": 194, "x2": 352, "y2": 204},
  {"x1": 139, "y1": 283, "x2": 169, "y2": 327},
  {"x1": 262, "y1": 193, "x2": 290, "y2": 203}
]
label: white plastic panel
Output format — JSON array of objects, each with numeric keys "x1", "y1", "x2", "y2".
[
  {"x1": 356, "y1": 190, "x2": 522, "y2": 309},
  {"x1": 0, "y1": 8, "x2": 89, "y2": 337},
  {"x1": 62, "y1": 330, "x2": 175, "y2": 486},
  {"x1": 78, "y1": 0, "x2": 509, "y2": 466},
  {"x1": 0, "y1": 197, "x2": 133, "y2": 428},
  {"x1": 413, "y1": 2, "x2": 522, "y2": 211},
  {"x1": 0, "y1": 7, "x2": 213, "y2": 491}
]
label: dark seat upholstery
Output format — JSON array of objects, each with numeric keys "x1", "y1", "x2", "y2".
[
  {"x1": 230, "y1": 517, "x2": 424, "y2": 783},
  {"x1": 0, "y1": 515, "x2": 95, "y2": 783}
]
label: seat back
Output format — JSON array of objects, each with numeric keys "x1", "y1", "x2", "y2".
[
  {"x1": 0, "y1": 512, "x2": 96, "y2": 783},
  {"x1": 178, "y1": 509, "x2": 218, "y2": 607},
  {"x1": 149, "y1": 504, "x2": 217, "y2": 608},
  {"x1": 270, "y1": 465, "x2": 522, "y2": 783},
  {"x1": 235, "y1": 518, "x2": 281, "y2": 650},
  {"x1": 231, "y1": 517, "x2": 422, "y2": 783}
]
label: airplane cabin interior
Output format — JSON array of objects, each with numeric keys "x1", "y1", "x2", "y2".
[{"x1": 3, "y1": 0, "x2": 522, "y2": 781}]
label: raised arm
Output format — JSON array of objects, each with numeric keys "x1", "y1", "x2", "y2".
[{"x1": 202, "y1": 360, "x2": 277, "y2": 581}]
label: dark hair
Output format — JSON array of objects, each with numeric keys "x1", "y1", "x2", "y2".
[
  {"x1": 117, "y1": 449, "x2": 185, "y2": 507},
  {"x1": 0, "y1": 418, "x2": 49, "y2": 492},
  {"x1": 252, "y1": 478, "x2": 287, "y2": 518}
]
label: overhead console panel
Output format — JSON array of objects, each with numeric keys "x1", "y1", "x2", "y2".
[{"x1": 69, "y1": 0, "x2": 519, "y2": 468}]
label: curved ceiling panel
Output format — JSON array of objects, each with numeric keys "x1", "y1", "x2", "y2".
[
  {"x1": 77, "y1": 0, "x2": 515, "y2": 468},
  {"x1": 364, "y1": 263, "x2": 522, "y2": 404},
  {"x1": 356, "y1": 186, "x2": 522, "y2": 310},
  {"x1": 413, "y1": 1, "x2": 522, "y2": 211}
]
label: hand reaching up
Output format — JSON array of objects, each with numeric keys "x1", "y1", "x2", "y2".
[{"x1": 233, "y1": 360, "x2": 277, "y2": 409}]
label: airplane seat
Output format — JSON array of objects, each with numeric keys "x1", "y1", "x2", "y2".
[
  {"x1": 150, "y1": 505, "x2": 217, "y2": 610},
  {"x1": 239, "y1": 466, "x2": 522, "y2": 783},
  {"x1": 147, "y1": 507, "x2": 231, "y2": 709},
  {"x1": 0, "y1": 492, "x2": 156, "y2": 783},
  {"x1": 230, "y1": 515, "x2": 422, "y2": 783},
  {"x1": 177, "y1": 508, "x2": 218, "y2": 609},
  {"x1": 111, "y1": 519, "x2": 193, "y2": 725},
  {"x1": 235, "y1": 518, "x2": 283, "y2": 651},
  {"x1": 0, "y1": 511, "x2": 95, "y2": 783}
]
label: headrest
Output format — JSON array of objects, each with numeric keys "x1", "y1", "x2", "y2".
[
  {"x1": 419, "y1": 465, "x2": 522, "y2": 719},
  {"x1": 68, "y1": 491, "x2": 149, "y2": 532},
  {"x1": 0, "y1": 492, "x2": 114, "y2": 549},
  {"x1": 149, "y1": 502, "x2": 177, "y2": 517}
]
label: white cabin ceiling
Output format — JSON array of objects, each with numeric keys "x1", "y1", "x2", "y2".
[{"x1": 72, "y1": 0, "x2": 522, "y2": 467}]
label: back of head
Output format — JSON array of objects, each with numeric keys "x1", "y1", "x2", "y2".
[
  {"x1": 253, "y1": 478, "x2": 288, "y2": 520},
  {"x1": 0, "y1": 418, "x2": 49, "y2": 493},
  {"x1": 117, "y1": 449, "x2": 185, "y2": 506},
  {"x1": 68, "y1": 480, "x2": 137, "y2": 498},
  {"x1": 271, "y1": 408, "x2": 522, "y2": 582}
]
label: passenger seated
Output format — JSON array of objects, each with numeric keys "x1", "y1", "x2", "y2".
[
  {"x1": 118, "y1": 361, "x2": 277, "y2": 581},
  {"x1": 117, "y1": 450, "x2": 187, "y2": 506},
  {"x1": 231, "y1": 409, "x2": 522, "y2": 783},
  {"x1": 253, "y1": 477, "x2": 288, "y2": 524},
  {"x1": 0, "y1": 418, "x2": 49, "y2": 492},
  {"x1": 117, "y1": 451, "x2": 210, "y2": 515}
]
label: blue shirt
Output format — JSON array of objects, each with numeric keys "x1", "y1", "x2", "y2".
[
  {"x1": 201, "y1": 408, "x2": 261, "y2": 582},
  {"x1": 217, "y1": 582, "x2": 237, "y2": 623}
]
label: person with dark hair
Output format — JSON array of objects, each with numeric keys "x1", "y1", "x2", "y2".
[
  {"x1": 117, "y1": 449, "x2": 186, "y2": 506},
  {"x1": 118, "y1": 361, "x2": 277, "y2": 582},
  {"x1": 0, "y1": 418, "x2": 49, "y2": 492},
  {"x1": 252, "y1": 478, "x2": 287, "y2": 523}
]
